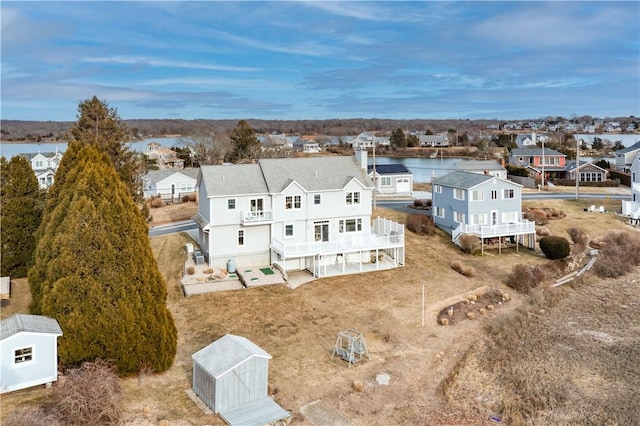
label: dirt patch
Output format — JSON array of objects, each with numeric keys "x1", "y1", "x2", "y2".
[
  {"x1": 437, "y1": 288, "x2": 510, "y2": 326},
  {"x1": 147, "y1": 202, "x2": 198, "y2": 226}
]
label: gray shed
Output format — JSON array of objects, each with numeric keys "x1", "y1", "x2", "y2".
[{"x1": 192, "y1": 334, "x2": 289, "y2": 426}]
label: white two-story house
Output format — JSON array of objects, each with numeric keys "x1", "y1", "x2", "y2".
[
  {"x1": 192, "y1": 156, "x2": 405, "y2": 279},
  {"x1": 622, "y1": 153, "x2": 640, "y2": 219},
  {"x1": 19, "y1": 151, "x2": 64, "y2": 189},
  {"x1": 432, "y1": 171, "x2": 535, "y2": 252}
]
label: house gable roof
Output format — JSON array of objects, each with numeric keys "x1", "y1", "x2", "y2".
[
  {"x1": 615, "y1": 140, "x2": 640, "y2": 154},
  {"x1": 511, "y1": 148, "x2": 565, "y2": 157},
  {"x1": 146, "y1": 168, "x2": 199, "y2": 185},
  {"x1": 433, "y1": 171, "x2": 520, "y2": 190},
  {"x1": 1, "y1": 314, "x2": 62, "y2": 340},
  {"x1": 199, "y1": 164, "x2": 269, "y2": 197},
  {"x1": 192, "y1": 334, "x2": 271, "y2": 379},
  {"x1": 563, "y1": 161, "x2": 608, "y2": 173},
  {"x1": 259, "y1": 156, "x2": 372, "y2": 193},
  {"x1": 367, "y1": 164, "x2": 411, "y2": 175}
]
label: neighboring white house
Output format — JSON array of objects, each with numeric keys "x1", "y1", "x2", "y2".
[
  {"x1": 451, "y1": 160, "x2": 507, "y2": 180},
  {"x1": 514, "y1": 132, "x2": 550, "y2": 148},
  {"x1": 622, "y1": 153, "x2": 640, "y2": 218},
  {"x1": 431, "y1": 171, "x2": 535, "y2": 252},
  {"x1": 1, "y1": 314, "x2": 63, "y2": 393},
  {"x1": 19, "y1": 151, "x2": 64, "y2": 189},
  {"x1": 419, "y1": 133, "x2": 449, "y2": 147},
  {"x1": 191, "y1": 334, "x2": 289, "y2": 426},
  {"x1": 143, "y1": 168, "x2": 199, "y2": 200},
  {"x1": 614, "y1": 141, "x2": 640, "y2": 172},
  {"x1": 350, "y1": 132, "x2": 390, "y2": 150},
  {"x1": 145, "y1": 142, "x2": 185, "y2": 169},
  {"x1": 192, "y1": 156, "x2": 405, "y2": 279}
]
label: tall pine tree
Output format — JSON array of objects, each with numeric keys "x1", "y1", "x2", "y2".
[
  {"x1": 229, "y1": 119, "x2": 260, "y2": 162},
  {"x1": 29, "y1": 144, "x2": 176, "y2": 374},
  {"x1": 67, "y1": 96, "x2": 144, "y2": 202},
  {"x1": 1, "y1": 156, "x2": 44, "y2": 277}
]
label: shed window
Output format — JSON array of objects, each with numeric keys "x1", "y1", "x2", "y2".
[{"x1": 14, "y1": 347, "x2": 33, "y2": 364}]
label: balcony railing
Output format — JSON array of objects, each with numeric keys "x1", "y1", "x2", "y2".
[
  {"x1": 272, "y1": 232, "x2": 403, "y2": 258},
  {"x1": 453, "y1": 220, "x2": 535, "y2": 242},
  {"x1": 241, "y1": 210, "x2": 274, "y2": 225}
]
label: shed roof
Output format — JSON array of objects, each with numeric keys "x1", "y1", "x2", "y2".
[
  {"x1": 1, "y1": 314, "x2": 63, "y2": 340},
  {"x1": 192, "y1": 334, "x2": 271, "y2": 379},
  {"x1": 367, "y1": 163, "x2": 411, "y2": 175}
]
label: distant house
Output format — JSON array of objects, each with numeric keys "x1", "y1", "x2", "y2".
[
  {"x1": 191, "y1": 334, "x2": 289, "y2": 426},
  {"x1": 514, "y1": 132, "x2": 550, "y2": 148},
  {"x1": 431, "y1": 171, "x2": 535, "y2": 251},
  {"x1": 19, "y1": 150, "x2": 64, "y2": 189},
  {"x1": 1, "y1": 314, "x2": 63, "y2": 393},
  {"x1": 563, "y1": 161, "x2": 608, "y2": 183},
  {"x1": 145, "y1": 142, "x2": 184, "y2": 169},
  {"x1": 509, "y1": 148, "x2": 567, "y2": 181},
  {"x1": 622, "y1": 153, "x2": 640, "y2": 218},
  {"x1": 451, "y1": 160, "x2": 507, "y2": 180},
  {"x1": 143, "y1": 168, "x2": 199, "y2": 200},
  {"x1": 419, "y1": 133, "x2": 449, "y2": 147},
  {"x1": 614, "y1": 140, "x2": 640, "y2": 172},
  {"x1": 350, "y1": 132, "x2": 390, "y2": 150}
]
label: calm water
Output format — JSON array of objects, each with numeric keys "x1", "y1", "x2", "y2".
[{"x1": 0, "y1": 137, "x2": 186, "y2": 159}]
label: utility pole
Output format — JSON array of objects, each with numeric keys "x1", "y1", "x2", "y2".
[
  {"x1": 373, "y1": 136, "x2": 377, "y2": 209},
  {"x1": 541, "y1": 138, "x2": 545, "y2": 189},
  {"x1": 576, "y1": 138, "x2": 580, "y2": 200}
]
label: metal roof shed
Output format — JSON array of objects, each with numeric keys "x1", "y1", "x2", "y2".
[{"x1": 192, "y1": 334, "x2": 289, "y2": 426}]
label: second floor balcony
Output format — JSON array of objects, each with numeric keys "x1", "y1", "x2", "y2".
[{"x1": 241, "y1": 210, "x2": 274, "y2": 226}]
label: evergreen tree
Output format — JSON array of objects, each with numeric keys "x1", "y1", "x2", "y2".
[
  {"x1": 67, "y1": 96, "x2": 144, "y2": 202},
  {"x1": 390, "y1": 128, "x2": 407, "y2": 148},
  {"x1": 29, "y1": 144, "x2": 177, "y2": 375},
  {"x1": 1, "y1": 156, "x2": 44, "y2": 277},
  {"x1": 229, "y1": 120, "x2": 260, "y2": 162}
]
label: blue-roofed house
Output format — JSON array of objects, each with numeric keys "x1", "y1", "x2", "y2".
[
  {"x1": 1, "y1": 314, "x2": 63, "y2": 393},
  {"x1": 191, "y1": 334, "x2": 289, "y2": 426},
  {"x1": 431, "y1": 171, "x2": 535, "y2": 252}
]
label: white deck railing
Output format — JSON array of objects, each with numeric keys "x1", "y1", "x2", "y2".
[
  {"x1": 272, "y1": 231, "x2": 403, "y2": 258},
  {"x1": 241, "y1": 210, "x2": 274, "y2": 225},
  {"x1": 453, "y1": 220, "x2": 536, "y2": 242}
]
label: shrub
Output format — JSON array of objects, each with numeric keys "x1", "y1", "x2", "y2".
[
  {"x1": 450, "y1": 260, "x2": 476, "y2": 277},
  {"x1": 506, "y1": 264, "x2": 538, "y2": 293},
  {"x1": 150, "y1": 197, "x2": 163, "y2": 208},
  {"x1": 524, "y1": 208, "x2": 548, "y2": 225},
  {"x1": 593, "y1": 231, "x2": 640, "y2": 278},
  {"x1": 44, "y1": 360, "x2": 122, "y2": 425},
  {"x1": 187, "y1": 266, "x2": 195, "y2": 275},
  {"x1": 406, "y1": 214, "x2": 436, "y2": 235},
  {"x1": 181, "y1": 193, "x2": 197, "y2": 203},
  {"x1": 539, "y1": 236, "x2": 571, "y2": 260},
  {"x1": 566, "y1": 227, "x2": 588, "y2": 253},
  {"x1": 458, "y1": 234, "x2": 479, "y2": 254}
]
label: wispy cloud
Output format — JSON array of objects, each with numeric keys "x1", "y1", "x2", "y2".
[{"x1": 81, "y1": 56, "x2": 259, "y2": 72}]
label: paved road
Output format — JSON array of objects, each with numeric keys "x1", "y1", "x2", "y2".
[{"x1": 151, "y1": 193, "x2": 630, "y2": 236}]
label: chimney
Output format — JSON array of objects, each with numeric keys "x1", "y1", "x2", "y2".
[{"x1": 355, "y1": 149, "x2": 367, "y2": 171}]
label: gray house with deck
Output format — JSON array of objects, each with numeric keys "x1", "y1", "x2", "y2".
[{"x1": 432, "y1": 171, "x2": 535, "y2": 251}]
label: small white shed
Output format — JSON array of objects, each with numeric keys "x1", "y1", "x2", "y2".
[
  {"x1": 0, "y1": 276, "x2": 10, "y2": 300},
  {"x1": 0, "y1": 314, "x2": 63, "y2": 393},
  {"x1": 192, "y1": 334, "x2": 289, "y2": 426}
]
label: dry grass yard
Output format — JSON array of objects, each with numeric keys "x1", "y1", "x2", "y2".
[{"x1": 2, "y1": 198, "x2": 639, "y2": 425}]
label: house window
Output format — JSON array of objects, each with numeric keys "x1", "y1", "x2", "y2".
[
  {"x1": 35, "y1": 160, "x2": 43, "y2": 168},
  {"x1": 285, "y1": 195, "x2": 301, "y2": 209},
  {"x1": 434, "y1": 185, "x2": 442, "y2": 193},
  {"x1": 503, "y1": 189, "x2": 515, "y2": 199},
  {"x1": 502, "y1": 211, "x2": 518, "y2": 223},
  {"x1": 454, "y1": 188, "x2": 465, "y2": 200},
  {"x1": 339, "y1": 218, "x2": 362, "y2": 233},
  {"x1": 471, "y1": 190, "x2": 483, "y2": 201},
  {"x1": 227, "y1": 199, "x2": 236, "y2": 210},
  {"x1": 346, "y1": 191, "x2": 360, "y2": 205},
  {"x1": 14, "y1": 347, "x2": 33, "y2": 364},
  {"x1": 471, "y1": 214, "x2": 487, "y2": 225},
  {"x1": 314, "y1": 194, "x2": 321, "y2": 205},
  {"x1": 435, "y1": 207, "x2": 445, "y2": 218},
  {"x1": 453, "y1": 211, "x2": 465, "y2": 223},
  {"x1": 491, "y1": 190, "x2": 498, "y2": 200},
  {"x1": 380, "y1": 177, "x2": 391, "y2": 186},
  {"x1": 238, "y1": 230, "x2": 244, "y2": 246},
  {"x1": 284, "y1": 224, "x2": 294, "y2": 238}
]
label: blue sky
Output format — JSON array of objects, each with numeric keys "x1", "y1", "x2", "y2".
[{"x1": 1, "y1": 1, "x2": 639, "y2": 121}]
